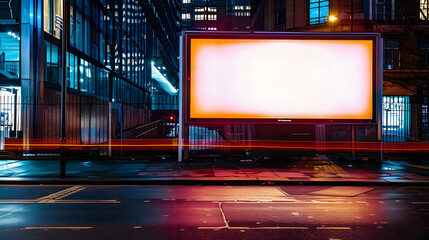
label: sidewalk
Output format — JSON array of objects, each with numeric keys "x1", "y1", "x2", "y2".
[{"x1": 0, "y1": 158, "x2": 428, "y2": 185}]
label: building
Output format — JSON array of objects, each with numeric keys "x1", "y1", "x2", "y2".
[
  {"x1": 252, "y1": 0, "x2": 429, "y2": 143},
  {"x1": 182, "y1": 0, "x2": 252, "y2": 31},
  {"x1": 0, "y1": 0, "x2": 180, "y2": 152}
]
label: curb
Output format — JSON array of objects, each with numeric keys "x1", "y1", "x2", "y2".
[{"x1": 0, "y1": 178, "x2": 428, "y2": 186}]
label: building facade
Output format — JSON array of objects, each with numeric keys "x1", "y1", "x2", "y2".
[
  {"x1": 2, "y1": 0, "x2": 180, "y2": 151},
  {"x1": 182, "y1": 0, "x2": 252, "y2": 31},
  {"x1": 252, "y1": 0, "x2": 429, "y2": 143}
]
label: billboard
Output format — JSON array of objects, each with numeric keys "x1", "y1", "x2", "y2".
[{"x1": 182, "y1": 32, "x2": 381, "y2": 123}]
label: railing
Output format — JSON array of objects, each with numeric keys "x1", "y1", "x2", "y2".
[
  {"x1": 123, "y1": 119, "x2": 162, "y2": 139},
  {"x1": 0, "y1": 61, "x2": 19, "y2": 78}
]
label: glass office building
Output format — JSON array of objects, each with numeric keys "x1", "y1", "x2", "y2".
[
  {"x1": 12, "y1": 0, "x2": 180, "y2": 148},
  {"x1": 182, "y1": 0, "x2": 251, "y2": 31}
]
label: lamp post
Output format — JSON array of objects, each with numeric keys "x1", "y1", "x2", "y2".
[{"x1": 59, "y1": 0, "x2": 68, "y2": 178}]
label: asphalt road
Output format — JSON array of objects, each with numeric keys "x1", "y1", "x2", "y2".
[{"x1": 0, "y1": 185, "x2": 428, "y2": 240}]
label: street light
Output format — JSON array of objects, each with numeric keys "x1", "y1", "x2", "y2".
[{"x1": 329, "y1": 15, "x2": 338, "y2": 22}]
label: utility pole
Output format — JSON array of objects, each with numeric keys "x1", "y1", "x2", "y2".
[{"x1": 59, "y1": 0, "x2": 68, "y2": 178}]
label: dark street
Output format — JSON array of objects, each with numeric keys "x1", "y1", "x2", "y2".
[{"x1": 0, "y1": 185, "x2": 428, "y2": 240}]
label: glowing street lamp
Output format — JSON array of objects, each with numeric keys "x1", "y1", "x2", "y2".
[{"x1": 329, "y1": 15, "x2": 338, "y2": 22}]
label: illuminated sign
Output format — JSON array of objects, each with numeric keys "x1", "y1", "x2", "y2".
[{"x1": 182, "y1": 32, "x2": 381, "y2": 123}]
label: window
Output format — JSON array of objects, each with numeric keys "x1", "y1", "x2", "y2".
[
  {"x1": 44, "y1": 41, "x2": 60, "y2": 85},
  {"x1": 422, "y1": 0, "x2": 429, "y2": 20},
  {"x1": 183, "y1": 0, "x2": 191, "y2": 3},
  {"x1": 382, "y1": 96, "x2": 410, "y2": 142},
  {"x1": 384, "y1": 38, "x2": 399, "y2": 69},
  {"x1": 208, "y1": 14, "x2": 217, "y2": 20},
  {"x1": 421, "y1": 37, "x2": 429, "y2": 69},
  {"x1": 275, "y1": 0, "x2": 286, "y2": 25},
  {"x1": 375, "y1": 0, "x2": 399, "y2": 20},
  {"x1": 44, "y1": 0, "x2": 64, "y2": 38},
  {"x1": 182, "y1": 13, "x2": 190, "y2": 20},
  {"x1": 0, "y1": 30, "x2": 20, "y2": 79},
  {"x1": 309, "y1": 0, "x2": 329, "y2": 25},
  {"x1": 195, "y1": 14, "x2": 205, "y2": 20}
]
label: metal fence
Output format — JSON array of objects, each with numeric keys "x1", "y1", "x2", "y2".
[{"x1": 1, "y1": 94, "x2": 429, "y2": 159}]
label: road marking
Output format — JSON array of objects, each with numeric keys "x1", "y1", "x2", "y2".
[
  {"x1": 219, "y1": 202, "x2": 229, "y2": 228},
  {"x1": 37, "y1": 186, "x2": 87, "y2": 203},
  {"x1": 0, "y1": 206, "x2": 26, "y2": 219},
  {"x1": 25, "y1": 227, "x2": 93, "y2": 230},
  {"x1": 0, "y1": 186, "x2": 120, "y2": 204},
  {"x1": 277, "y1": 187, "x2": 290, "y2": 196},
  {"x1": 317, "y1": 227, "x2": 351, "y2": 230},
  {"x1": 0, "y1": 200, "x2": 37, "y2": 203},
  {"x1": 46, "y1": 200, "x2": 121, "y2": 204},
  {"x1": 198, "y1": 226, "x2": 309, "y2": 230},
  {"x1": 198, "y1": 226, "x2": 228, "y2": 230},
  {"x1": 250, "y1": 227, "x2": 309, "y2": 230}
]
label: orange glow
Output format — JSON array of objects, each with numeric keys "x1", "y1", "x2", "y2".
[
  {"x1": 190, "y1": 38, "x2": 373, "y2": 120},
  {"x1": 5, "y1": 139, "x2": 429, "y2": 153}
]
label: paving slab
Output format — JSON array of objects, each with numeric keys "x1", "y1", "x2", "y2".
[
  {"x1": 274, "y1": 172, "x2": 310, "y2": 178},
  {"x1": 308, "y1": 186, "x2": 374, "y2": 196}
]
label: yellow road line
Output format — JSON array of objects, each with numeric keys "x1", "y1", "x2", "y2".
[
  {"x1": 37, "y1": 186, "x2": 87, "y2": 203},
  {"x1": 0, "y1": 200, "x2": 37, "y2": 203},
  {"x1": 317, "y1": 227, "x2": 351, "y2": 230},
  {"x1": 25, "y1": 227, "x2": 93, "y2": 230}
]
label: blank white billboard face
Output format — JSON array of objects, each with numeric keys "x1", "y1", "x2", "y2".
[{"x1": 189, "y1": 38, "x2": 374, "y2": 120}]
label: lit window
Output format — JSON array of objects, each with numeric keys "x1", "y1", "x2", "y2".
[
  {"x1": 208, "y1": 14, "x2": 217, "y2": 20},
  {"x1": 181, "y1": 13, "x2": 190, "y2": 19},
  {"x1": 183, "y1": 0, "x2": 191, "y2": 3},
  {"x1": 384, "y1": 38, "x2": 400, "y2": 69},
  {"x1": 382, "y1": 96, "x2": 410, "y2": 142},
  {"x1": 195, "y1": 14, "x2": 205, "y2": 20},
  {"x1": 234, "y1": 6, "x2": 244, "y2": 10},
  {"x1": 246, "y1": 6, "x2": 251, "y2": 10},
  {"x1": 309, "y1": 0, "x2": 329, "y2": 25},
  {"x1": 422, "y1": 0, "x2": 429, "y2": 20}
]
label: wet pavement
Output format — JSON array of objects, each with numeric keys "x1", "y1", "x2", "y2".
[
  {"x1": 0, "y1": 185, "x2": 428, "y2": 239},
  {"x1": 0, "y1": 158, "x2": 428, "y2": 184}
]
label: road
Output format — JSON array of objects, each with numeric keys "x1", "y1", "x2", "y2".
[{"x1": 0, "y1": 185, "x2": 428, "y2": 240}]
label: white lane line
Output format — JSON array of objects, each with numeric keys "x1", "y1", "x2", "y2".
[
  {"x1": 25, "y1": 227, "x2": 93, "y2": 230},
  {"x1": 276, "y1": 187, "x2": 290, "y2": 196},
  {"x1": 0, "y1": 206, "x2": 26, "y2": 219},
  {"x1": 317, "y1": 227, "x2": 351, "y2": 230},
  {"x1": 219, "y1": 202, "x2": 229, "y2": 228}
]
